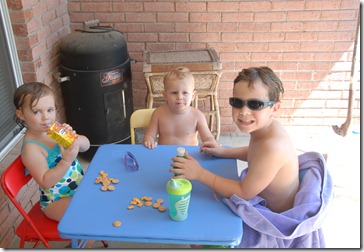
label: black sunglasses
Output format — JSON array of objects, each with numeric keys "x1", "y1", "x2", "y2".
[{"x1": 229, "y1": 97, "x2": 276, "y2": 111}]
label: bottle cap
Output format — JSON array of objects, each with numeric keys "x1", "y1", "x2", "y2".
[
  {"x1": 176, "y1": 147, "x2": 185, "y2": 156},
  {"x1": 166, "y1": 178, "x2": 192, "y2": 195}
]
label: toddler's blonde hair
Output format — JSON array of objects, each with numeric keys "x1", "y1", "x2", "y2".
[{"x1": 163, "y1": 67, "x2": 195, "y2": 89}]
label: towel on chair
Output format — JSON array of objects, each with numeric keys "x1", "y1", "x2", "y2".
[{"x1": 223, "y1": 151, "x2": 334, "y2": 248}]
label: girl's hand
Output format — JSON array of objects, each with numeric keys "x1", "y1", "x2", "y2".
[
  {"x1": 61, "y1": 123, "x2": 77, "y2": 136},
  {"x1": 59, "y1": 138, "x2": 80, "y2": 163},
  {"x1": 169, "y1": 151, "x2": 204, "y2": 181}
]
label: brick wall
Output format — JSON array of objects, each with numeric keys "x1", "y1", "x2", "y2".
[
  {"x1": 66, "y1": 0, "x2": 361, "y2": 134},
  {"x1": 0, "y1": 0, "x2": 360, "y2": 248}
]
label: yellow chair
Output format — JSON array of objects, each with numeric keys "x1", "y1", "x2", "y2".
[{"x1": 130, "y1": 108, "x2": 156, "y2": 144}]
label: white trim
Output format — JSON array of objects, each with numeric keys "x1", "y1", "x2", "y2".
[
  {"x1": 0, "y1": 1, "x2": 23, "y2": 86},
  {"x1": 0, "y1": 1, "x2": 24, "y2": 161}
]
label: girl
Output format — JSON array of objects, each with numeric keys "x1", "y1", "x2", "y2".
[{"x1": 13, "y1": 82, "x2": 93, "y2": 247}]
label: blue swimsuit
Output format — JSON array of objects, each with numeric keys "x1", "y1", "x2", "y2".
[{"x1": 22, "y1": 140, "x2": 84, "y2": 211}]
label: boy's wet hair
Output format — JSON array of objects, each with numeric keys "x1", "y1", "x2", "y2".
[
  {"x1": 13, "y1": 82, "x2": 55, "y2": 128},
  {"x1": 233, "y1": 66, "x2": 284, "y2": 102},
  {"x1": 163, "y1": 66, "x2": 195, "y2": 89}
]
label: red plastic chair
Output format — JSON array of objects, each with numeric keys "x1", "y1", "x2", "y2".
[{"x1": 1, "y1": 155, "x2": 108, "y2": 248}]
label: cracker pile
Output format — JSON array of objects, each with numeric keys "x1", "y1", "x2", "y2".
[
  {"x1": 127, "y1": 196, "x2": 166, "y2": 212},
  {"x1": 95, "y1": 170, "x2": 120, "y2": 191}
]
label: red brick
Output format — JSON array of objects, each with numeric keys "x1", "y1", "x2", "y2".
[
  {"x1": 190, "y1": 33, "x2": 219, "y2": 43},
  {"x1": 126, "y1": 13, "x2": 156, "y2": 23},
  {"x1": 157, "y1": 13, "x2": 188, "y2": 23},
  {"x1": 318, "y1": 31, "x2": 355, "y2": 41},
  {"x1": 252, "y1": 52, "x2": 283, "y2": 61},
  {"x1": 220, "y1": 52, "x2": 250, "y2": 62},
  {"x1": 144, "y1": 2, "x2": 175, "y2": 12},
  {"x1": 145, "y1": 23, "x2": 175, "y2": 33},
  {"x1": 283, "y1": 52, "x2": 315, "y2": 61},
  {"x1": 303, "y1": 21, "x2": 338, "y2": 31},
  {"x1": 159, "y1": 33, "x2": 188, "y2": 42},
  {"x1": 255, "y1": 11, "x2": 286, "y2": 22},
  {"x1": 285, "y1": 32, "x2": 318, "y2": 41},
  {"x1": 81, "y1": 2, "x2": 112, "y2": 12},
  {"x1": 222, "y1": 12, "x2": 253, "y2": 22},
  {"x1": 190, "y1": 13, "x2": 221, "y2": 23},
  {"x1": 208, "y1": 2, "x2": 238, "y2": 12},
  {"x1": 305, "y1": 1, "x2": 341, "y2": 10},
  {"x1": 269, "y1": 42, "x2": 300, "y2": 51},
  {"x1": 321, "y1": 10, "x2": 357, "y2": 20},
  {"x1": 239, "y1": 1, "x2": 272, "y2": 11},
  {"x1": 127, "y1": 33, "x2": 158, "y2": 43},
  {"x1": 175, "y1": 43, "x2": 207, "y2": 51},
  {"x1": 113, "y1": 2, "x2": 143, "y2": 12},
  {"x1": 176, "y1": 2, "x2": 206, "y2": 12},
  {"x1": 272, "y1": 1, "x2": 305, "y2": 10},
  {"x1": 338, "y1": 20, "x2": 359, "y2": 30},
  {"x1": 146, "y1": 43, "x2": 174, "y2": 52},
  {"x1": 67, "y1": 2, "x2": 81, "y2": 12},
  {"x1": 254, "y1": 32, "x2": 285, "y2": 42},
  {"x1": 95, "y1": 13, "x2": 125, "y2": 23},
  {"x1": 207, "y1": 23, "x2": 237, "y2": 32},
  {"x1": 222, "y1": 33, "x2": 253, "y2": 42},
  {"x1": 114, "y1": 23, "x2": 143, "y2": 33}
]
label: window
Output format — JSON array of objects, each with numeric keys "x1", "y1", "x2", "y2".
[{"x1": 0, "y1": 1, "x2": 24, "y2": 161}]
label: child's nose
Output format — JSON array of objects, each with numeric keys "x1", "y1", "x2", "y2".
[
  {"x1": 239, "y1": 104, "x2": 251, "y2": 115},
  {"x1": 42, "y1": 112, "x2": 49, "y2": 120}
]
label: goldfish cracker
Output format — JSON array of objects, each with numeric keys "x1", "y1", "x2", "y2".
[{"x1": 47, "y1": 121, "x2": 77, "y2": 148}]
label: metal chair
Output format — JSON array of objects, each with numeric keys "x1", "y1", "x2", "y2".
[
  {"x1": 130, "y1": 108, "x2": 156, "y2": 144},
  {"x1": 1, "y1": 155, "x2": 108, "y2": 248}
]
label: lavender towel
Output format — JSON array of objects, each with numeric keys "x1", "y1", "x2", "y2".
[{"x1": 223, "y1": 151, "x2": 334, "y2": 248}]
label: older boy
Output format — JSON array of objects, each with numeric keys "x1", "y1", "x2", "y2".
[{"x1": 170, "y1": 66, "x2": 299, "y2": 213}]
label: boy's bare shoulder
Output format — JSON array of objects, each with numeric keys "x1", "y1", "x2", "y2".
[{"x1": 252, "y1": 122, "x2": 295, "y2": 158}]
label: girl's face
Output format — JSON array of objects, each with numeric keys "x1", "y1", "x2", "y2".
[
  {"x1": 16, "y1": 94, "x2": 56, "y2": 133},
  {"x1": 232, "y1": 80, "x2": 279, "y2": 134},
  {"x1": 163, "y1": 78, "x2": 196, "y2": 113}
]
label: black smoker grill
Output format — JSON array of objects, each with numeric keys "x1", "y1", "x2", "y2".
[{"x1": 58, "y1": 27, "x2": 133, "y2": 152}]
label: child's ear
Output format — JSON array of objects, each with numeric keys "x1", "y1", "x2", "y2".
[
  {"x1": 191, "y1": 90, "x2": 197, "y2": 101},
  {"x1": 271, "y1": 102, "x2": 280, "y2": 117},
  {"x1": 15, "y1": 109, "x2": 25, "y2": 121},
  {"x1": 274, "y1": 102, "x2": 280, "y2": 111}
]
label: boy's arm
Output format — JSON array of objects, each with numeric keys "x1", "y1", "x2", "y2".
[
  {"x1": 143, "y1": 109, "x2": 159, "y2": 148},
  {"x1": 190, "y1": 141, "x2": 283, "y2": 201},
  {"x1": 195, "y1": 109, "x2": 216, "y2": 143},
  {"x1": 237, "y1": 140, "x2": 286, "y2": 198},
  {"x1": 201, "y1": 142, "x2": 249, "y2": 161}
]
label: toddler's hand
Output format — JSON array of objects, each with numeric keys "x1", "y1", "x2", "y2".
[
  {"x1": 60, "y1": 138, "x2": 80, "y2": 163},
  {"x1": 144, "y1": 140, "x2": 157, "y2": 149},
  {"x1": 61, "y1": 123, "x2": 77, "y2": 136}
]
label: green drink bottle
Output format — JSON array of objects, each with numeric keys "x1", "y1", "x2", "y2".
[{"x1": 174, "y1": 147, "x2": 185, "y2": 176}]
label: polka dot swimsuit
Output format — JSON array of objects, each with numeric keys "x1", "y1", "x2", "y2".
[{"x1": 22, "y1": 140, "x2": 84, "y2": 211}]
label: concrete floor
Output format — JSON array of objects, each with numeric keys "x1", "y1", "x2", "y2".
[{"x1": 8, "y1": 125, "x2": 361, "y2": 248}]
